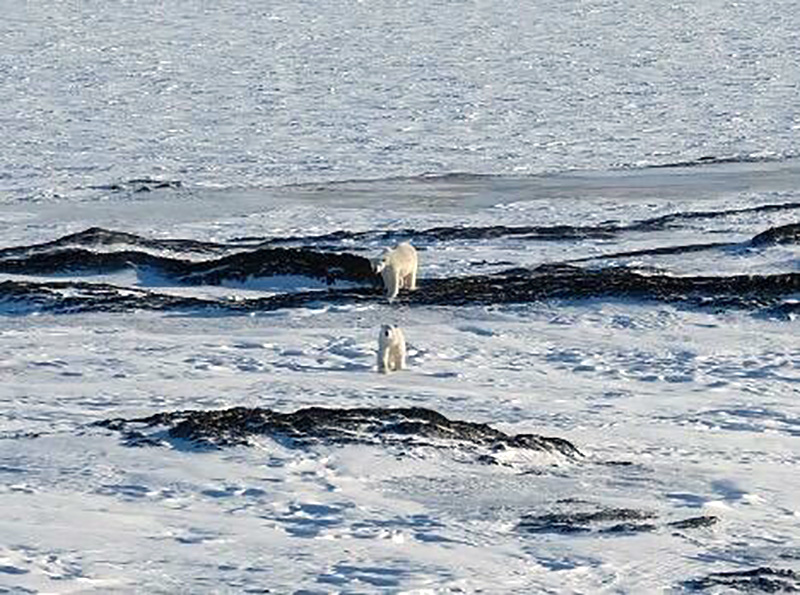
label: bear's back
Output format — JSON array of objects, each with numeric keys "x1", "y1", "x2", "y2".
[{"x1": 392, "y1": 242, "x2": 417, "y2": 266}]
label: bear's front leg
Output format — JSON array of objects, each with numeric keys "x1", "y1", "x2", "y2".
[
  {"x1": 384, "y1": 270, "x2": 400, "y2": 301},
  {"x1": 378, "y1": 349, "x2": 391, "y2": 373},
  {"x1": 392, "y1": 348, "x2": 405, "y2": 371}
]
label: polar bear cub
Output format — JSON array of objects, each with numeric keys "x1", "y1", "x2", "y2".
[
  {"x1": 377, "y1": 324, "x2": 406, "y2": 374},
  {"x1": 372, "y1": 242, "x2": 418, "y2": 301}
]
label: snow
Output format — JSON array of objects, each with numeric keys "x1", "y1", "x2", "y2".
[
  {"x1": 2, "y1": 167, "x2": 800, "y2": 591},
  {"x1": 2, "y1": 1, "x2": 800, "y2": 591}
]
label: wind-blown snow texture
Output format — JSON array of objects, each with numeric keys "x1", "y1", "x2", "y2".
[
  {"x1": 3, "y1": 2, "x2": 800, "y2": 593},
  {"x1": 3, "y1": 170, "x2": 799, "y2": 594}
]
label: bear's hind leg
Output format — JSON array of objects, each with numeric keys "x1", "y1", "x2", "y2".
[{"x1": 405, "y1": 269, "x2": 417, "y2": 291}]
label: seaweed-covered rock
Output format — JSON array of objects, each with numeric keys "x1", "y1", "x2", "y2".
[
  {"x1": 0, "y1": 279, "x2": 375, "y2": 315},
  {"x1": 2, "y1": 226, "x2": 799, "y2": 316},
  {"x1": 0, "y1": 229, "x2": 376, "y2": 286},
  {"x1": 403, "y1": 265, "x2": 800, "y2": 311},
  {"x1": 0, "y1": 280, "x2": 216, "y2": 314},
  {"x1": 683, "y1": 567, "x2": 800, "y2": 592},
  {"x1": 0, "y1": 248, "x2": 180, "y2": 275},
  {"x1": 95, "y1": 406, "x2": 582, "y2": 464},
  {"x1": 517, "y1": 502, "x2": 719, "y2": 536},
  {"x1": 174, "y1": 248, "x2": 375, "y2": 286},
  {"x1": 0, "y1": 226, "x2": 233, "y2": 258},
  {"x1": 751, "y1": 223, "x2": 800, "y2": 246},
  {"x1": 624, "y1": 201, "x2": 800, "y2": 232},
  {"x1": 89, "y1": 178, "x2": 183, "y2": 193},
  {"x1": 3, "y1": 263, "x2": 799, "y2": 316},
  {"x1": 518, "y1": 507, "x2": 657, "y2": 535},
  {"x1": 667, "y1": 516, "x2": 720, "y2": 530},
  {"x1": 567, "y1": 241, "x2": 736, "y2": 264},
  {"x1": 250, "y1": 201, "x2": 800, "y2": 246},
  {"x1": 0, "y1": 262, "x2": 800, "y2": 317}
]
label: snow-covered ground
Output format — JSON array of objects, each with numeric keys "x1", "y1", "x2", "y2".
[
  {"x1": 3, "y1": 1, "x2": 800, "y2": 591},
  {"x1": 2, "y1": 163, "x2": 799, "y2": 593}
]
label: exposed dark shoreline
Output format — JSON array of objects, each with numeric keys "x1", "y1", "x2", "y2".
[{"x1": 1, "y1": 222, "x2": 798, "y2": 316}]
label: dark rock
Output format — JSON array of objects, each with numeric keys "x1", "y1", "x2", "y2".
[
  {"x1": 683, "y1": 567, "x2": 800, "y2": 592},
  {"x1": 173, "y1": 248, "x2": 376, "y2": 287},
  {"x1": 3, "y1": 261, "x2": 799, "y2": 316},
  {"x1": 89, "y1": 179, "x2": 183, "y2": 193},
  {"x1": 567, "y1": 241, "x2": 736, "y2": 264},
  {"x1": 667, "y1": 515, "x2": 720, "y2": 530},
  {"x1": 0, "y1": 430, "x2": 42, "y2": 440},
  {"x1": 518, "y1": 507, "x2": 656, "y2": 535},
  {"x1": 518, "y1": 504, "x2": 719, "y2": 537},
  {"x1": 567, "y1": 220, "x2": 800, "y2": 264},
  {"x1": 0, "y1": 279, "x2": 375, "y2": 315},
  {"x1": 763, "y1": 301, "x2": 800, "y2": 319},
  {"x1": 0, "y1": 227, "x2": 237, "y2": 259},
  {"x1": 0, "y1": 248, "x2": 178, "y2": 275},
  {"x1": 644, "y1": 154, "x2": 790, "y2": 169},
  {"x1": 751, "y1": 223, "x2": 800, "y2": 246},
  {"x1": 2, "y1": 228, "x2": 799, "y2": 316},
  {"x1": 600, "y1": 522, "x2": 657, "y2": 534},
  {"x1": 623, "y1": 202, "x2": 800, "y2": 232},
  {"x1": 251, "y1": 224, "x2": 617, "y2": 248},
  {"x1": 248, "y1": 202, "x2": 800, "y2": 246},
  {"x1": 0, "y1": 228, "x2": 377, "y2": 287},
  {"x1": 0, "y1": 279, "x2": 217, "y2": 314},
  {"x1": 402, "y1": 265, "x2": 800, "y2": 312},
  {"x1": 95, "y1": 406, "x2": 583, "y2": 463}
]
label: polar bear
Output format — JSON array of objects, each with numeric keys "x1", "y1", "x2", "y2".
[
  {"x1": 377, "y1": 324, "x2": 406, "y2": 374},
  {"x1": 372, "y1": 242, "x2": 418, "y2": 301}
]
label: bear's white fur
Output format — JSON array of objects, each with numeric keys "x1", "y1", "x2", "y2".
[
  {"x1": 377, "y1": 324, "x2": 406, "y2": 374},
  {"x1": 372, "y1": 242, "x2": 418, "y2": 301}
]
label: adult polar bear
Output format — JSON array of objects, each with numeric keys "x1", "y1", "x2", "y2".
[
  {"x1": 372, "y1": 242, "x2": 418, "y2": 301},
  {"x1": 377, "y1": 324, "x2": 406, "y2": 373}
]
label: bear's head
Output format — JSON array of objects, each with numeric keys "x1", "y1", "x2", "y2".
[
  {"x1": 379, "y1": 324, "x2": 401, "y2": 343},
  {"x1": 371, "y1": 248, "x2": 392, "y2": 274}
]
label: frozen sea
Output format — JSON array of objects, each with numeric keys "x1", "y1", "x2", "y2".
[{"x1": 2, "y1": 2, "x2": 800, "y2": 593}]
